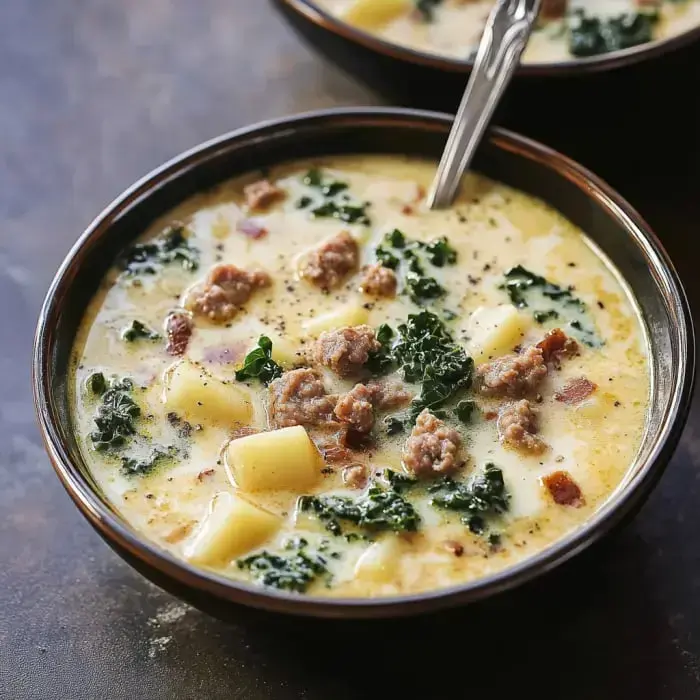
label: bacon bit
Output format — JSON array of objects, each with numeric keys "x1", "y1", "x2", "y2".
[
  {"x1": 342, "y1": 463, "x2": 369, "y2": 489},
  {"x1": 542, "y1": 470, "x2": 584, "y2": 507},
  {"x1": 230, "y1": 426, "x2": 259, "y2": 441},
  {"x1": 165, "y1": 311, "x2": 193, "y2": 356},
  {"x1": 401, "y1": 204, "x2": 414, "y2": 215},
  {"x1": 236, "y1": 218, "x2": 268, "y2": 239},
  {"x1": 243, "y1": 179, "x2": 285, "y2": 211},
  {"x1": 540, "y1": 0, "x2": 567, "y2": 19},
  {"x1": 484, "y1": 411, "x2": 498, "y2": 421},
  {"x1": 321, "y1": 445, "x2": 354, "y2": 464},
  {"x1": 443, "y1": 540, "x2": 464, "y2": 557},
  {"x1": 197, "y1": 468, "x2": 216, "y2": 482},
  {"x1": 537, "y1": 328, "x2": 578, "y2": 366},
  {"x1": 163, "y1": 521, "x2": 195, "y2": 544},
  {"x1": 555, "y1": 377, "x2": 597, "y2": 405}
]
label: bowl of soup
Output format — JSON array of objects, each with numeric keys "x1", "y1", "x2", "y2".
[
  {"x1": 273, "y1": 0, "x2": 700, "y2": 103},
  {"x1": 33, "y1": 108, "x2": 693, "y2": 619}
]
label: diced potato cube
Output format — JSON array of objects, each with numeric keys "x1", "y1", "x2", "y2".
[
  {"x1": 354, "y1": 537, "x2": 402, "y2": 583},
  {"x1": 266, "y1": 334, "x2": 301, "y2": 367},
  {"x1": 465, "y1": 305, "x2": 530, "y2": 364},
  {"x1": 343, "y1": 0, "x2": 410, "y2": 28},
  {"x1": 184, "y1": 491, "x2": 280, "y2": 565},
  {"x1": 163, "y1": 359, "x2": 253, "y2": 425},
  {"x1": 302, "y1": 304, "x2": 369, "y2": 336},
  {"x1": 227, "y1": 426, "x2": 323, "y2": 492}
]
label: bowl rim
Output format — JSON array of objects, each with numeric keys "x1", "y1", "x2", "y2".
[
  {"x1": 279, "y1": 0, "x2": 700, "y2": 76},
  {"x1": 33, "y1": 107, "x2": 695, "y2": 618}
]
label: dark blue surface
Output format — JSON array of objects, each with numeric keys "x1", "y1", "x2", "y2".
[{"x1": 1, "y1": 1, "x2": 699, "y2": 697}]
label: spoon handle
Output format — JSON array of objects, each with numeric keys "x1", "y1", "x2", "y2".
[{"x1": 426, "y1": 0, "x2": 541, "y2": 210}]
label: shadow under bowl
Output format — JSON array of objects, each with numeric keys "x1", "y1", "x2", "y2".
[{"x1": 33, "y1": 107, "x2": 694, "y2": 620}]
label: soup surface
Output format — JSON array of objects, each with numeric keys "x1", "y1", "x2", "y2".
[
  {"x1": 317, "y1": 0, "x2": 700, "y2": 63},
  {"x1": 72, "y1": 155, "x2": 649, "y2": 598}
]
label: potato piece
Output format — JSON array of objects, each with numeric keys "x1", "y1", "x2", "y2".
[
  {"x1": 354, "y1": 537, "x2": 403, "y2": 583},
  {"x1": 227, "y1": 426, "x2": 323, "y2": 492},
  {"x1": 163, "y1": 359, "x2": 252, "y2": 425},
  {"x1": 184, "y1": 491, "x2": 280, "y2": 565},
  {"x1": 465, "y1": 305, "x2": 530, "y2": 364},
  {"x1": 302, "y1": 304, "x2": 369, "y2": 336},
  {"x1": 267, "y1": 334, "x2": 300, "y2": 367},
  {"x1": 343, "y1": 0, "x2": 410, "y2": 29}
]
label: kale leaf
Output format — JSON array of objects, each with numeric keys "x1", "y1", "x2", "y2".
[
  {"x1": 455, "y1": 399, "x2": 477, "y2": 424},
  {"x1": 394, "y1": 311, "x2": 473, "y2": 418},
  {"x1": 299, "y1": 483, "x2": 420, "y2": 536},
  {"x1": 375, "y1": 246, "x2": 400, "y2": 270},
  {"x1": 499, "y1": 265, "x2": 602, "y2": 347},
  {"x1": 235, "y1": 336, "x2": 283, "y2": 385},
  {"x1": 365, "y1": 323, "x2": 395, "y2": 375},
  {"x1": 374, "y1": 229, "x2": 455, "y2": 306},
  {"x1": 311, "y1": 200, "x2": 370, "y2": 225},
  {"x1": 569, "y1": 9, "x2": 659, "y2": 57},
  {"x1": 424, "y1": 236, "x2": 458, "y2": 267},
  {"x1": 300, "y1": 168, "x2": 371, "y2": 225},
  {"x1": 86, "y1": 372, "x2": 107, "y2": 396},
  {"x1": 237, "y1": 549, "x2": 329, "y2": 593},
  {"x1": 121, "y1": 225, "x2": 199, "y2": 275},
  {"x1": 121, "y1": 320, "x2": 161, "y2": 342},
  {"x1": 120, "y1": 448, "x2": 172, "y2": 477},
  {"x1": 90, "y1": 378, "x2": 141, "y2": 451},
  {"x1": 414, "y1": 0, "x2": 444, "y2": 22},
  {"x1": 429, "y1": 463, "x2": 509, "y2": 534}
]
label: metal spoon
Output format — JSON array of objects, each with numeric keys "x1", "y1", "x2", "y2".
[{"x1": 426, "y1": 0, "x2": 541, "y2": 210}]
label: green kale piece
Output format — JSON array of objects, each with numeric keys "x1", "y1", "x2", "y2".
[
  {"x1": 121, "y1": 320, "x2": 161, "y2": 342},
  {"x1": 90, "y1": 378, "x2": 141, "y2": 451},
  {"x1": 235, "y1": 336, "x2": 283, "y2": 385}
]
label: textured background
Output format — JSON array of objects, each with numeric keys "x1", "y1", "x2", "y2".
[{"x1": 2, "y1": 1, "x2": 700, "y2": 698}]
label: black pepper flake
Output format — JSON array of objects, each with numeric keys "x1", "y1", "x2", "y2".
[
  {"x1": 483, "y1": 263, "x2": 492, "y2": 272},
  {"x1": 286, "y1": 285, "x2": 295, "y2": 293},
  {"x1": 568, "y1": 262, "x2": 576, "y2": 267},
  {"x1": 614, "y1": 401, "x2": 621, "y2": 407},
  {"x1": 320, "y1": 467, "x2": 334, "y2": 475},
  {"x1": 215, "y1": 243, "x2": 224, "y2": 251},
  {"x1": 458, "y1": 215, "x2": 467, "y2": 223},
  {"x1": 597, "y1": 301, "x2": 605, "y2": 309},
  {"x1": 467, "y1": 274, "x2": 481, "y2": 286}
]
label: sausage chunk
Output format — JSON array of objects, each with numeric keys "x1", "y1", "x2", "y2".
[
  {"x1": 555, "y1": 377, "x2": 597, "y2": 405},
  {"x1": 243, "y1": 179, "x2": 285, "y2": 211},
  {"x1": 540, "y1": 0, "x2": 568, "y2": 19},
  {"x1": 402, "y1": 409, "x2": 462, "y2": 478},
  {"x1": 342, "y1": 463, "x2": 369, "y2": 489},
  {"x1": 334, "y1": 383, "x2": 375, "y2": 434},
  {"x1": 360, "y1": 263, "x2": 398, "y2": 298},
  {"x1": 185, "y1": 263, "x2": 271, "y2": 323},
  {"x1": 542, "y1": 470, "x2": 584, "y2": 507},
  {"x1": 537, "y1": 328, "x2": 578, "y2": 367},
  {"x1": 268, "y1": 368, "x2": 337, "y2": 428},
  {"x1": 301, "y1": 231, "x2": 359, "y2": 290},
  {"x1": 475, "y1": 345, "x2": 547, "y2": 398},
  {"x1": 165, "y1": 311, "x2": 193, "y2": 356},
  {"x1": 310, "y1": 325, "x2": 380, "y2": 377},
  {"x1": 365, "y1": 381, "x2": 413, "y2": 410},
  {"x1": 497, "y1": 400, "x2": 547, "y2": 454}
]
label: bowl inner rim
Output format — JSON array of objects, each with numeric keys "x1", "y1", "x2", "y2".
[
  {"x1": 282, "y1": 0, "x2": 700, "y2": 75},
  {"x1": 33, "y1": 107, "x2": 695, "y2": 613}
]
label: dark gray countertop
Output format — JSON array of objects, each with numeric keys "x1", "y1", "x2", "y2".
[{"x1": 2, "y1": 1, "x2": 700, "y2": 697}]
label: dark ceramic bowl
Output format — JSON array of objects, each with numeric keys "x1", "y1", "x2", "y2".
[
  {"x1": 273, "y1": 0, "x2": 700, "y2": 106},
  {"x1": 33, "y1": 108, "x2": 694, "y2": 620}
]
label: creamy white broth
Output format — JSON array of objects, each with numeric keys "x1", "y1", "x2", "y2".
[
  {"x1": 71, "y1": 155, "x2": 648, "y2": 597},
  {"x1": 318, "y1": 0, "x2": 700, "y2": 63}
]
